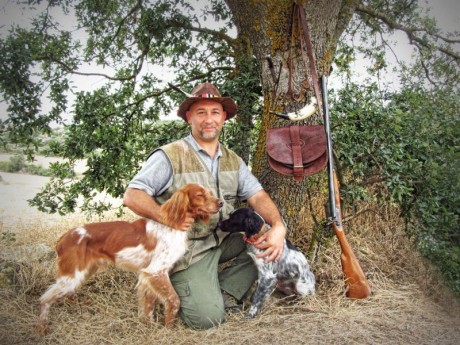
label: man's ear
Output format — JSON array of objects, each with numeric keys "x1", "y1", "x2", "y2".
[{"x1": 185, "y1": 111, "x2": 192, "y2": 124}]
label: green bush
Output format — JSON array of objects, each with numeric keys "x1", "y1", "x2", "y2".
[
  {"x1": 0, "y1": 154, "x2": 53, "y2": 177},
  {"x1": 7, "y1": 154, "x2": 26, "y2": 172},
  {"x1": 23, "y1": 164, "x2": 54, "y2": 177},
  {"x1": 0, "y1": 161, "x2": 10, "y2": 172}
]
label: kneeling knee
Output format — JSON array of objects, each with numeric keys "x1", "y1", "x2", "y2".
[{"x1": 181, "y1": 306, "x2": 226, "y2": 329}]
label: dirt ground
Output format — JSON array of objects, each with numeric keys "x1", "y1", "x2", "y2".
[{"x1": 1, "y1": 169, "x2": 459, "y2": 345}]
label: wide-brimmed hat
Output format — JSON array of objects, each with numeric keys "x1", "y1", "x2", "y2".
[{"x1": 177, "y1": 83, "x2": 237, "y2": 121}]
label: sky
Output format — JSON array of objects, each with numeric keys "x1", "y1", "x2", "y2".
[
  {"x1": 0, "y1": 0, "x2": 458, "y2": 123},
  {"x1": 344, "y1": 0, "x2": 460, "y2": 87}
]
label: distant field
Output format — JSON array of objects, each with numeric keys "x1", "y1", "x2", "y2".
[
  {"x1": 0, "y1": 171, "x2": 67, "y2": 228},
  {"x1": 0, "y1": 154, "x2": 87, "y2": 175},
  {"x1": 0, "y1": 155, "x2": 120, "y2": 229}
]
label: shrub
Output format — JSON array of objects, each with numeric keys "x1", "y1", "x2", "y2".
[{"x1": 0, "y1": 154, "x2": 53, "y2": 177}]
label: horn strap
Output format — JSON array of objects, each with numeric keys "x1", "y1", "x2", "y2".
[{"x1": 297, "y1": 5, "x2": 323, "y2": 114}]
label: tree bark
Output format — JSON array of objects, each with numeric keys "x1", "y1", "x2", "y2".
[{"x1": 225, "y1": 0, "x2": 357, "y2": 243}]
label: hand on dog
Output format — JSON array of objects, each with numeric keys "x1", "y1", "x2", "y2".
[{"x1": 254, "y1": 223, "x2": 287, "y2": 262}]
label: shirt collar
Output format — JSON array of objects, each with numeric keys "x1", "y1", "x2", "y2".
[{"x1": 185, "y1": 133, "x2": 222, "y2": 159}]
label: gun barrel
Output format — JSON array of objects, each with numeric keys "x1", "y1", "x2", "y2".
[{"x1": 321, "y1": 75, "x2": 337, "y2": 223}]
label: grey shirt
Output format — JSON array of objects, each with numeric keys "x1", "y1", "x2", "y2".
[{"x1": 128, "y1": 134, "x2": 263, "y2": 201}]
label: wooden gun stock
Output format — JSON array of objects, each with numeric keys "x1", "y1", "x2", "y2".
[{"x1": 332, "y1": 171, "x2": 371, "y2": 299}]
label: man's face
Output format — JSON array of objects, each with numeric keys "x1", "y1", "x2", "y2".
[{"x1": 186, "y1": 100, "x2": 227, "y2": 142}]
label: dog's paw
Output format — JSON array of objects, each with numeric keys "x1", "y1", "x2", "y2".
[
  {"x1": 36, "y1": 323, "x2": 49, "y2": 336},
  {"x1": 138, "y1": 310, "x2": 155, "y2": 325},
  {"x1": 244, "y1": 307, "x2": 258, "y2": 319},
  {"x1": 164, "y1": 318, "x2": 177, "y2": 328}
]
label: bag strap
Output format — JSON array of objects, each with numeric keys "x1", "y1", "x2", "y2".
[
  {"x1": 297, "y1": 5, "x2": 322, "y2": 111},
  {"x1": 289, "y1": 125, "x2": 304, "y2": 181}
]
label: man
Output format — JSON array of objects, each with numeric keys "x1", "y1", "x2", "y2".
[{"x1": 123, "y1": 82, "x2": 286, "y2": 329}]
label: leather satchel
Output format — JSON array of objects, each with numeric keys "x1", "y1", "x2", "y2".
[{"x1": 266, "y1": 125, "x2": 328, "y2": 182}]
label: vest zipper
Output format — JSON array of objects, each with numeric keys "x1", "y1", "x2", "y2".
[{"x1": 213, "y1": 170, "x2": 223, "y2": 248}]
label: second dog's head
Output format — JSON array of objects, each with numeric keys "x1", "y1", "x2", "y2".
[{"x1": 218, "y1": 208, "x2": 265, "y2": 239}]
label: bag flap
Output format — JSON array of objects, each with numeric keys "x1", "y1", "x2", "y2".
[{"x1": 266, "y1": 125, "x2": 326, "y2": 164}]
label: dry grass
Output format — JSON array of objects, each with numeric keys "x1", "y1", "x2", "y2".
[{"x1": 1, "y1": 208, "x2": 459, "y2": 345}]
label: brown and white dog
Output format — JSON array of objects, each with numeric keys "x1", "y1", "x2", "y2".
[{"x1": 38, "y1": 183, "x2": 222, "y2": 334}]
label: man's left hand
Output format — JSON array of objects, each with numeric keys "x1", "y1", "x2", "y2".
[{"x1": 253, "y1": 223, "x2": 287, "y2": 263}]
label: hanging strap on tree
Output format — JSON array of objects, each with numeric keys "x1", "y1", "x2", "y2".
[
  {"x1": 270, "y1": 3, "x2": 320, "y2": 121},
  {"x1": 297, "y1": 5, "x2": 323, "y2": 112}
]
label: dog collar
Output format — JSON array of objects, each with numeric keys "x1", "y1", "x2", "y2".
[{"x1": 243, "y1": 223, "x2": 270, "y2": 244}]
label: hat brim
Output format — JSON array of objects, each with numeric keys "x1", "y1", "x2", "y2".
[{"x1": 177, "y1": 97, "x2": 237, "y2": 121}]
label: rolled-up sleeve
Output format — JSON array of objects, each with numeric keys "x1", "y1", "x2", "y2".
[
  {"x1": 237, "y1": 160, "x2": 263, "y2": 201},
  {"x1": 127, "y1": 150, "x2": 173, "y2": 196}
]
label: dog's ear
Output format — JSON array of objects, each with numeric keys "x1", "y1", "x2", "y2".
[
  {"x1": 160, "y1": 189, "x2": 190, "y2": 229},
  {"x1": 243, "y1": 211, "x2": 264, "y2": 237}
]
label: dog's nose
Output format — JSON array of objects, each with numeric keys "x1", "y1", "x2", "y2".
[{"x1": 218, "y1": 200, "x2": 224, "y2": 208}]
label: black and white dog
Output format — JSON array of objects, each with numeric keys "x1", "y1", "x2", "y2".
[{"x1": 218, "y1": 208, "x2": 315, "y2": 318}]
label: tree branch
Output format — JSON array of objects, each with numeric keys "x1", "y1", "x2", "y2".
[
  {"x1": 41, "y1": 56, "x2": 135, "y2": 81},
  {"x1": 336, "y1": 0, "x2": 361, "y2": 43},
  {"x1": 106, "y1": 2, "x2": 237, "y2": 80},
  {"x1": 110, "y1": 0, "x2": 144, "y2": 45},
  {"x1": 356, "y1": 3, "x2": 460, "y2": 61},
  {"x1": 99, "y1": 66, "x2": 234, "y2": 119},
  {"x1": 170, "y1": 20, "x2": 239, "y2": 50}
]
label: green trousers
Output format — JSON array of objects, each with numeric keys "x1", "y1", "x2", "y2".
[{"x1": 170, "y1": 233, "x2": 258, "y2": 329}]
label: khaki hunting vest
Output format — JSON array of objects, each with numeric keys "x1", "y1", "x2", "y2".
[{"x1": 153, "y1": 139, "x2": 240, "y2": 272}]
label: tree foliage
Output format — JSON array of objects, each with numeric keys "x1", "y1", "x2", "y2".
[{"x1": 0, "y1": 0, "x2": 458, "y2": 291}]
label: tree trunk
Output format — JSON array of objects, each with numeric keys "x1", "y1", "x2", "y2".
[{"x1": 225, "y1": 0, "x2": 356, "y2": 245}]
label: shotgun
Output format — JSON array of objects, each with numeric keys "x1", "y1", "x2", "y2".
[{"x1": 321, "y1": 75, "x2": 371, "y2": 299}]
